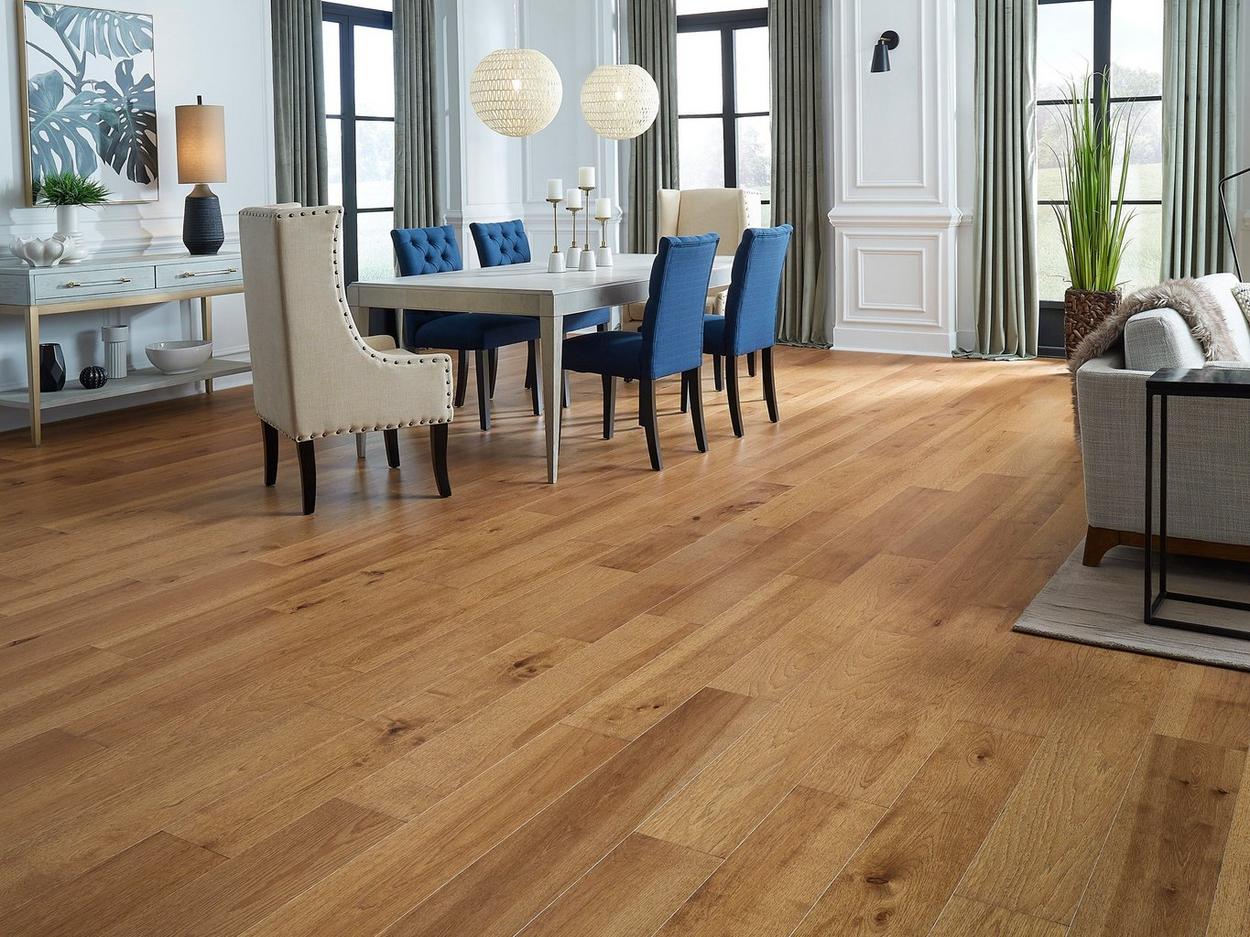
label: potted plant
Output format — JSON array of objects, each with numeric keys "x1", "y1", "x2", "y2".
[
  {"x1": 1052, "y1": 73, "x2": 1135, "y2": 358},
  {"x1": 33, "y1": 171, "x2": 111, "y2": 265}
]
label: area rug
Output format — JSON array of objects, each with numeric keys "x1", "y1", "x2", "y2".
[{"x1": 1013, "y1": 543, "x2": 1250, "y2": 671}]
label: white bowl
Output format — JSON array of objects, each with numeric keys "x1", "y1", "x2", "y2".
[{"x1": 145, "y1": 340, "x2": 212, "y2": 374}]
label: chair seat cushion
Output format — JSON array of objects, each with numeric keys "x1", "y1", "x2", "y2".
[
  {"x1": 563, "y1": 330, "x2": 644, "y2": 379},
  {"x1": 412, "y1": 313, "x2": 540, "y2": 351},
  {"x1": 566, "y1": 307, "x2": 611, "y2": 331}
]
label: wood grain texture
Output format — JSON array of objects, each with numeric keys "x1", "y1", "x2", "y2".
[{"x1": 0, "y1": 349, "x2": 1239, "y2": 937}]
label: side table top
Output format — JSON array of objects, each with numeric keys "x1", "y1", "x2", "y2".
[{"x1": 1147, "y1": 367, "x2": 1250, "y2": 398}]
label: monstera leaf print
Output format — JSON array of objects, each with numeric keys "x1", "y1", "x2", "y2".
[
  {"x1": 26, "y1": 70, "x2": 100, "y2": 179},
  {"x1": 91, "y1": 61, "x2": 157, "y2": 184},
  {"x1": 28, "y1": 3, "x2": 153, "y2": 60}
]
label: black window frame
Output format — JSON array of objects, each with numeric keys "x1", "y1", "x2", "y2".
[
  {"x1": 1036, "y1": 0, "x2": 1163, "y2": 356},
  {"x1": 675, "y1": 7, "x2": 770, "y2": 209},
  {"x1": 323, "y1": 1, "x2": 394, "y2": 286}
]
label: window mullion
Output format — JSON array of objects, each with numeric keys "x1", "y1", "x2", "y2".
[{"x1": 721, "y1": 26, "x2": 736, "y2": 187}]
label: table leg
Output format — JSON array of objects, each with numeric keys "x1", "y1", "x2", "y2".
[
  {"x1": 540, "y1": 316, "x2": 564, "y2": 483},
  {"x1": 1143, "y1": 389, "x2": 1153, "y2": 622},
  {"x1": 200, "y1": 296, "x2": 214, "y2": 394},
  {"x1": 25, "y1": 308, "x2": 41, "y2": 447},
  {"x1": 394, "y1": 308, "x2": 404, "y2": 346}
]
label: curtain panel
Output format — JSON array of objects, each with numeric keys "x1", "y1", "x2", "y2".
[
  {"x1": 1162, "y1": 0, "x2": 1241, "y2": 278},
  {"x1": 769, "y1": 0, "x2": 828, "y2": 347},
  {"x1": 271, "y1": 0, "x2": 329, "y2": 206},
  {"x1": 969, "y1": 0, "x2": 1038, "y2": 359},
  {"x1": 394, "y1": 0, "x2": 442, "y2": 230},
  {"x1": 626, "y1": 0, "x2": 679, "y2": 252}
]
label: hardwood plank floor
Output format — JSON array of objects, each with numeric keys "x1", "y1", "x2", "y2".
[{"x1": 1, "y1": 347, "x2": 1245, "y2": 937}]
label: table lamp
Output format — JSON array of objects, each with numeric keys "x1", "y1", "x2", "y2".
[{"x1": 175, "y1": 96, "x2": 227, "y2": 255}]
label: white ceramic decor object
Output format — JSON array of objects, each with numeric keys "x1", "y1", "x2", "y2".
[
  {"x1": 54, "y1": 205, "x2": 90, "y2": 264},
  {"x1": 469, "y1": 49, "x2": 562, "y2": 138},
  {"x1": 102, "y1": 325, "x2": 130, "y2": 379},
  {"x1": 9, "y1": 235, "x2": 66, "y2": 267},
  {"x1": 580, "y1": 65, "x2": 660, "y2": 140},
  {"x1": 145, "y1": 340, "x2": 212, "y2": 374}
]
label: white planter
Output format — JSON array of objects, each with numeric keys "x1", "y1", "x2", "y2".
[
  {"x1": 54, "y1": 204, "x2": 90, "y2": 264},
  {"x1": 102, "y1": 325, "x2": 129, "y2": 380}
]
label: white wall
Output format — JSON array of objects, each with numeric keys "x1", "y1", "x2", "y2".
[{"x1": 0, "y1": 0, "x2": 275, "y2": 431}]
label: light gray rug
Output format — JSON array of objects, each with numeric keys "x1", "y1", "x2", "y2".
[{"x1": 1013, "y1": 544, "x2": 1250, "y2": 671}]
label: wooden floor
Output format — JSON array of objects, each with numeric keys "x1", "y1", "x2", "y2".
[{"x1": 2, "y1": 347, "x2": 1248, "y2": 937}]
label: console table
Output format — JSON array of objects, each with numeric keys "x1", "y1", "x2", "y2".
[{"x1": 0, "y1": 251, "x2": 246, "y2": 445}]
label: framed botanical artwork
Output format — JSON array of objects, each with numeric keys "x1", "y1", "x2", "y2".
[{"x1": 17, "y1": 1, "x2": 159, "y2": 204}]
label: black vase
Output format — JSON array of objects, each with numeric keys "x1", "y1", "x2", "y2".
[
  {"x1": 183, "y1": 186, "x2": 224, "y2": 255},
  {"x1": 79, "y1": 366, "x2": 108, "y2": 390},
  {"x1": 39, "y1": 343, "x2": 66, "y2": 392}
]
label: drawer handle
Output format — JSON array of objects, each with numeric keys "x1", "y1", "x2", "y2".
[
  {"x1": 61, "y1": 277, "x2": 132, "y2": 289},
  {"x1": 177, "y1": 267, "x2": 238, "y2": 278}
]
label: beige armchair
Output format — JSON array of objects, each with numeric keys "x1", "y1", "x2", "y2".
[
  {"x1": 238, "y1": 205, "x2": 454, "y2": 514},
  {"x1": 623, "y1": 187, "x2": 762, "y2": 330}
]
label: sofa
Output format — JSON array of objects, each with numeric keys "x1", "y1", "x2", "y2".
[{"x1": 1076, "y1": 272, "x2": 1250, "y2": 565}]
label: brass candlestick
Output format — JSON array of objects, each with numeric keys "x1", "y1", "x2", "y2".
[
  {"x1": 594, "y1": 211, "x2": 614, "y2": 267},
  {"x1": 578, "y1": 185, "x2": 597, "y2": 271},
  {"x1": 547, "y1": 196, "x2": 566, "y2": 273},
  {"x1": 565, "y1": 203, "x2": 582, "y2": 269}
]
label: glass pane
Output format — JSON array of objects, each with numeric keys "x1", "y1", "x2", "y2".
[
  {"x1": 327, "y1": 117, "x2": 343, "y2": 206},
  {"x1": 1111, "y1": 0, "x2": 1163, "y2": 97},
  {"x1": 677, "y1": 0, "x2": 765, "y2": 12},
  {"x1": 1037, "y1": 1, "x2": 1094, "y2": 100},
  {"x1": 759, "y1": 202, "x2": 772, "y2": 226},
  {"x1": 341, "y1": 0, "x2": 391, "y2": 9},
  {"x1": 354, "y1": 26, "x2": 394, "y2": 118},
  {"x1": 733, "y1": 27, "x2": 769, "y2": 113},
  {"x1": 736, "y1": 115, "x2": 770, "y2": 193},
  {"x1": 1036, "y1": 205, "x2": 1069, "y2": 303},
  {"x1": 677, "y1": 31, "x2": 722, "y2": 114},
  {"x1": 679, "y1": 117, "x2": 725, "y2": 188},
  {"x1": 1119, "y1": 203, "x2": 1163, "y2": 293},
  {"x1": 323, "y1": 21, "x2": 341, "y2": 115},
  {"x1": 357, "y1": 211, "x2": 396, "y2": 281},
  {"x1": 1112, "y1": 100, "x2": 1162, "y2": 201},
  {"x1": 355, "y1": 119, "x2": 394, "y2": 209},
  {"x1": 1036, "y1": 103, "x2": 1068, "y2": 200}
]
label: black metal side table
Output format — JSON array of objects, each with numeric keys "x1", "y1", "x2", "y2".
[{"x1": 1144, "y1": 367, "x2": 1250, "y2": 637}]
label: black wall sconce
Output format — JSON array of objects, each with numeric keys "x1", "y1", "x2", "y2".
[{"x1": 871, "y1": 30, "x2": 900, "y2": 73}]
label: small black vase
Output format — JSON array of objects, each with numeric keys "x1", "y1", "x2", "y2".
[
  {"x1": 39, "y1": 343, "x2": 66, "y2": 392},
  {"x1": 79, "y1": 366, "x2": 108, "y2": 390}
]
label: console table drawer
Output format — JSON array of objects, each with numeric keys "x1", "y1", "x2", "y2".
[
  {"x1": 157, "y1": 258, "x2": 242, "y2": 289},
  {"x1": 34, "y1": 265, "x2": 156, "y2": 302}
]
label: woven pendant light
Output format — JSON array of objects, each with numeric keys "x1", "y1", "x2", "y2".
[
  {"x1": 469, "y1": 49, "x2": 563, "y2": 138},
  {"x1": 579, "y1": 64, "x2": 659, "y2": 140}
]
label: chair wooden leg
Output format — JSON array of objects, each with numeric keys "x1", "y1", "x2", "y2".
[
  {"x1": 602, "y1": 374, "x2": 616, "y2": 439},
  {"x1": 639, "y1": 378, "x2": 662, "y2": 471},
  {"x1": 524, "y1": 340, "x2": 537, "y2": 391},
  {"x1": 296, "y1": 439, "x2": 316, "y2": 515},
  {"x1": 261, "y1": 421, "x2": 278, "y2": 487},
  {"x1": 680, "y1": 372, "x2": 689, "y2": 413},
  {"x1": 712, "y1": 354, "x2": 723, "y2": 392},
  {"x1": 383, "y1": 428, "x2": 400, "y2": 468},
  {"x1": 747, "y1": 351, "x2": 757, "y2": 377},
  {"x1": 685, "y1": 368, "x2": 707, "y2": 453},
  {"x1": 454, "y1": 350, "x2": 469, "y2": 407},
  {"x1": 726, "y1": 355, "x2": 744, "y2": 438},
  {"x1": 762, "y1": 346, "x2": 779, "y2": 423},
  {"x1": 430, "y1": 423, "x2": 451, "y2": 497},
  {"x1": 562, "y1": 372, "x2": 572, "y2": 409},
  {"x1": 355, "y1": 433, "x2": 367, "y2": 460},
  {"x1": 488, "y1": 348, "x2": 499, "y2": 398},
  {"x1": 474, "y1": 349, "x2": 491, "y2": 431}
]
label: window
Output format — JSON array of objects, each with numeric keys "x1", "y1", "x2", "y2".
[
  {"x1": 1036, "y1": 0, "x2": 1164, "y2": 317},
  {"x1": 675, "y1": 2, "x2": 770, "y2": 222},
  {"x1": 323, "y1": 1, "x2": 395, "y2": 285}
]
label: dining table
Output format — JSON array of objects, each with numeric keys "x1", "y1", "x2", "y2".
[{"x1": 346, "y1": 253, "x2": 734, "y2": 483}]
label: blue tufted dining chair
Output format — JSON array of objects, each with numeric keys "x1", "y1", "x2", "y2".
[
  {"x1": 469, "y1": 220, "x2": 611, "y2": 414},
  {"x1": 392, "y1": 224, "x2": 540, "y2": 432},
  {"x1": 690, "y1": 224, "x2": 792, "y2": 437},
  {"x1": 562, "y1": 233, "x2": 719, "y2": 471}
]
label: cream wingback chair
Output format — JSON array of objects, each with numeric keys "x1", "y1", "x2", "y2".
[
  {"x1": 623, "y1": 187, "x2": 762, "y2": 331},
  {"x1": 238, "y1": 205, "x2": 454, "y2": 515}
]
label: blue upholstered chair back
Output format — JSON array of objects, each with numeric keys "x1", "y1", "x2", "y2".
[
  {"x1": 470, "y1": 220, "x2": 532, "y2": 267},
  {"x1": 723, "y1": 224, "x2": 793, "y2": 356},
  {"x1": 641, "y1": 233, "x2": 720, "y2": 380},
  {"x1": 392, "y1": 225, "x2": 463, "y2": 276}
]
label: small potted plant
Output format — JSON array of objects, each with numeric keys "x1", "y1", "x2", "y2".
[
  {"x1": 1052, "y1": 73, "x2": 1135, "y2": 358},
  {"x1": 33, "y1": 171, "x2": 111, "y2": 265}
]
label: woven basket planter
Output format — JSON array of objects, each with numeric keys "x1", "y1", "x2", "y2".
[{"x1": 1064, "y1": 288, "x2": 1121, "y2": 359}]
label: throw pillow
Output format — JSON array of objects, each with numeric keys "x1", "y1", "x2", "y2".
[{"x1": 1235, "y1": 284, "x2": 1250, "y2": 326}]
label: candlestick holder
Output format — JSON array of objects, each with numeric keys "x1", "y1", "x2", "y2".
[
  {"x1": 578, "y1": 185, "x2": 597, "y2": 271},
  {"x1": 565, "y1": 204, "x2": 582, "y2": 270},
  {"x1": 594, "y1": 213, "x2": 614, "y2": 267},
  {"x1": 546, "y1": 197, "x2": 566, "y2": 273}
]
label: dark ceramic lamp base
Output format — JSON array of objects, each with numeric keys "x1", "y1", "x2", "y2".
[{"x1": 183, "y1": 184, "x2": 224, "y2": 255}]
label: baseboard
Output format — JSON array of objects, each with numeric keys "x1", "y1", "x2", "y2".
[{"x1": 831, "y1": 326, "x2": 955, "y2": 357}]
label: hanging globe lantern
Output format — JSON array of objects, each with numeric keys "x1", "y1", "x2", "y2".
[
  {"x1": 580, "y1": 64, "x2": 660, "y2": 140},
  {"x1": 469, "y1": 49, "x2": 563, "y2": 138}
]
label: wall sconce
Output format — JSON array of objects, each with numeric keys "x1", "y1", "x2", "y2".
[{"x1": 871, "y1": 30, "x2": 899, "y2": 73}]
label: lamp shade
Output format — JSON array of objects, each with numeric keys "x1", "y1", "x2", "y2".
[
  {"x1": 175, "y1": 98, "x2": 226, "y2": 183},
  {"x1": 580, "y1": 64, "x2": 659, "y2": 140},
  {"x1": 470, "y1": 49, "x2": 563, "y2": 138}
]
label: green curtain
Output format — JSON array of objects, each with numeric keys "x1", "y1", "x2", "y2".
[
  {"x1": 1162, "y1": 0, "x2": 1241, "y2": 278},
  {"x1": 969, "y1": 0, "x2": 1038, "y2": 359},
  {"x1": 627, "y1": 0, "x2": 679, "y2": 252},
  {"x1": 394, "y1": 0, "x2": 441, "y2": 229},
  {"x1": 770, "y1": 0, "x2": 828, "y2": 347},
  {"x1": 271, "y1": 0, "x2": 328, "y2": 206}
]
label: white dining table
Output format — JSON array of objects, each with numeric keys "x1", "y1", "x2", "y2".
[{"x1": 346, "y1": 253, "x2": 733, "y2": 483}]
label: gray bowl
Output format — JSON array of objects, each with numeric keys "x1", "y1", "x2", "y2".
[{"x1": 145, "y1": 340, "x2": 213, "y2": 374}]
